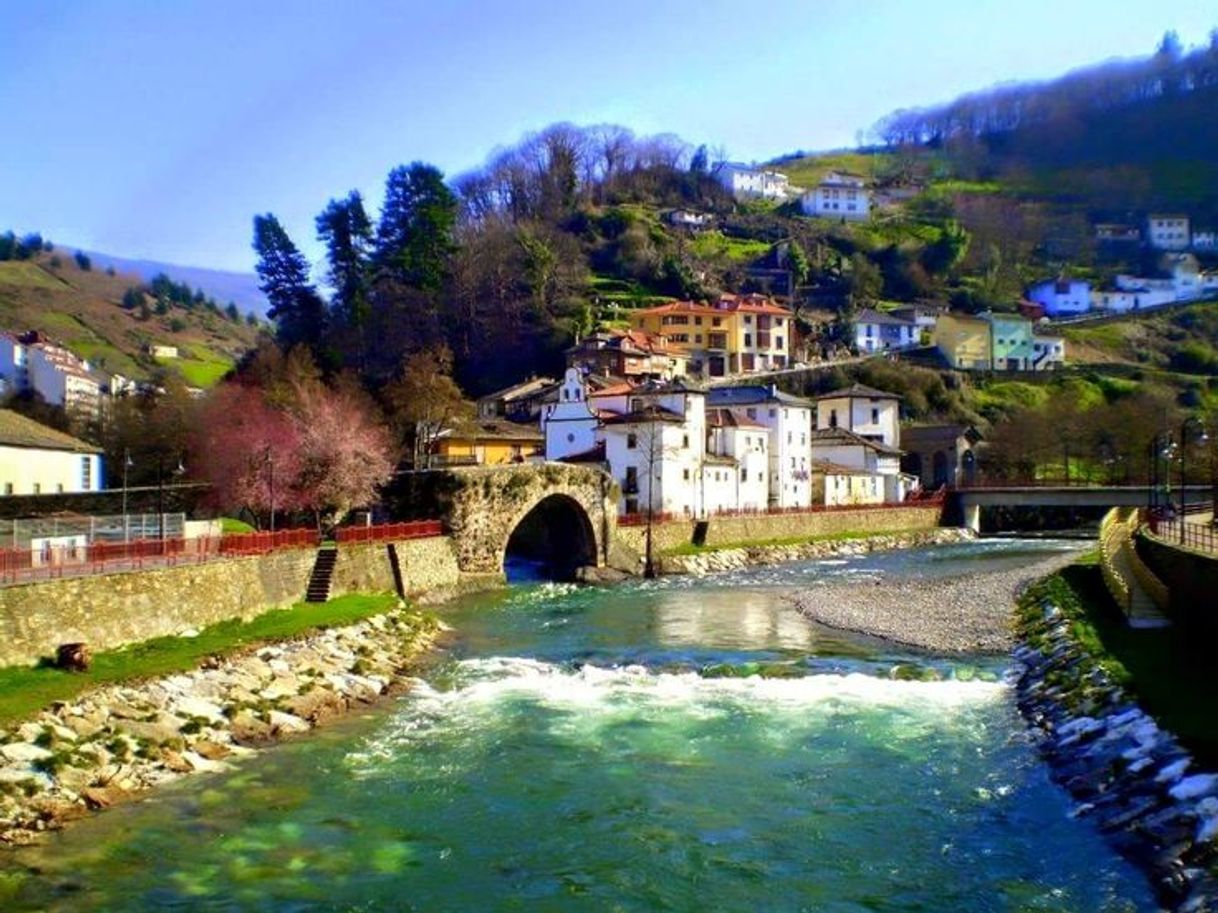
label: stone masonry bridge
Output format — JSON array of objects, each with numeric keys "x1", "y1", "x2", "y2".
[{"x1": 434, "y1": 463, "x2": 620, "y2": 576}]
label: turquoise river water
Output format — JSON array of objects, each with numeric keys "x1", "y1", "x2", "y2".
[{"x1": 4, "y1": 539, "x2": 1159, "y2": 911}]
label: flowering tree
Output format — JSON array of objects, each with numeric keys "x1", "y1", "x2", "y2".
[
  {"x1": 288, "y1": 380, "x2": 397, "y2": 528},
  {"x1": 193, "y1": 384, "x2": 305, "y2": 527}
]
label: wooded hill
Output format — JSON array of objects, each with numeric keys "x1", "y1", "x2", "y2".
[{"x1": 0, "y1": 241, "x2": 262, "y2": 388}]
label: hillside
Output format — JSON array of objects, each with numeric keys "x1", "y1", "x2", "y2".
[
  {"x1": 0, "y1": 253, "x2": 262, "y2": 388},
  {"x1": 82, "y1": 251, "x2": 269, "y2": 318}
]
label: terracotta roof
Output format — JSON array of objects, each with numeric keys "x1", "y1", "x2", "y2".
[
  {"x1": 631, "y1": 294, "x2": 792, "y2": 319},
  {"x1": 811, "y1": 459, "x2": 878, "y2": 476},
  {"x1": 813, "y1": 383, "x2": 901, "y2": 401},
  {"x1": 558, "y1": 443, "x2": 606, "y2": 464},
  {"x1": 0, "y1": 409, "x2": 101, "y2": 453},
  {"x1": 601, "y1": 405, "x2": 685, "y2": 426},
  {"x1": 809, "y1": 426, "x2": 902, "y2": 455},
  {"x1": 590, "y1": 382, "x2": 635, "y2": 398},
  {"x1": 706, "y1": 408, "x2": 766, "y2": 430}
]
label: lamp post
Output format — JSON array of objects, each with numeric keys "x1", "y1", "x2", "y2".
[
  {"x1": 263, "y1": 447, "x2": 276, "y2": 534},
  {"x1": 120, "y1": 448, "x2": 134, "y2": 542},
  {"x1": 1179, "y1": 417, "x2": 1209, "y2": 542},
  {"x1": 157, "y1": 454, "x2": 185, "y2": 548},
  {"x1": 1147, "y1": 432, "x2": 1174, "y2": 513}
]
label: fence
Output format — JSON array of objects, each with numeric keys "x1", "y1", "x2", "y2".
[
  {"x1": 0, "y1": 527, "x2": 321, "y2": 586},
  {"x1": 1148, "y1": 517, "x2": 1218, "y2": 555},
  {"x1": 334, "y1": 520, "x2": 444, "y2": 545},
  {"x1": 1, "y1": 513, "x2": 186, "y2": 547}
]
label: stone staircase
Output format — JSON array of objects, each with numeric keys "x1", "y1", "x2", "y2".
[{"x1": 304, "y1": 548, "x2": 338, "y2": 604}]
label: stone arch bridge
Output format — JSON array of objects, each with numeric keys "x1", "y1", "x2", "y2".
[{"x1": 429, "y1": 464, "x2": 620, "y2": 575}]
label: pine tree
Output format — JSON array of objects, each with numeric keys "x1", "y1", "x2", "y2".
[
  {"x1": 252, "y1": 214, "x2": 327, "y2": 350},
  {"x1": 374, "y1": 163, "x2": 457, "y2": 294},
  {"x1": 316, "y1": 191, "x2": 374, "y2": 329}
]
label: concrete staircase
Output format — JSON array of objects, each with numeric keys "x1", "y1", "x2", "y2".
[
  {"x1": 1099, "y1": 508, "x2": 1170, "y2": 629},
  {"x1": 304, "y1": 548, "x2": 338, "y2": 603}
]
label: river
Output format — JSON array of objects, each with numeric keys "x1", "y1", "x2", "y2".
[{"x1": 3, "y1": 538, "x2": 1157, "y2": 911}]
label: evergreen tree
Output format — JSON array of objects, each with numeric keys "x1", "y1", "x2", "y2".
[
  {"x1": 374, "y1": 163, "x2": 457, "y2": 294},
  {"x1": 225, "y1": 302, "x2": 240, "y2": 322},
  {"x1": 316, "y1": 191, "x2": 374, "y2": 329},
  {"x1": 252, "y1": 214, "x2": 327, "y2": 351}
]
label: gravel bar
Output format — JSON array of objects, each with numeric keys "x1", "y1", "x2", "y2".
[{"x1": 790, "y1": 551, "x2": 1082, "y2": 654}]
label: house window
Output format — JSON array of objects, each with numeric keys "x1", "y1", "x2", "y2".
[
  {"x1": 567, "y1": 433, "x2": 575, "y2": 443},
  {"x1": 744, "y1": 315, "x2": 752, "y2": 324},
  {"x1": 741, "y1": 468, "x2": 748, "y2": 482},
  {"x1": 746, "y1": 407, "x2": 757, "y2": 419},
  {"x1": 829, "y1": 409, "x2": 838, "y2": 428},
  {"x1": 744, "y1": 334, "x2": 752, "y2": 347},
  {"x1": 768, "y1": 408, "x2": 776, "y2": 417},
  {"x1": 776, "y1": 337, "x2": 784, "y2": 349},
  {"x1": 683, "y1": 468, "x2": 690, "y2": 480},
  {"x1": 32, "y1": 483, "x2": 40, "y2": 494},
  {"x1": 682, "y1": 434, "x2": 689, "y2": 449},
  {"x1": 695, "y1": 317, "x2": 703, "y2": 326},
  {"x1": 627, "y1": 433, "x2": 638, "y2": 449},
  {"x1": 871, "y1": 408, "x2": 879, "y2": 424},
  {"x1": 81, "y1": 456, "x2": 92, "y2": 489}
]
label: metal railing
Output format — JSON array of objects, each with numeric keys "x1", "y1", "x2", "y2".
[
  {"x1": 618, "y1": 494, "x2": 943, "y2": 527},
  {"x1": 0, "y1": 527, "x2": 322, "y2": 586},
  {"x1": 1148, "y1": 517, "x2": 1218, "y2": 554},
  {"x1": 334, "y1": 520, "x2": 444, "y2": 545}
]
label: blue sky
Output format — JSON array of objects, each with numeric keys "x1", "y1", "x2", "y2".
[{"x1": 1, "y1": 1, "x2": 1214, "y2": 273}]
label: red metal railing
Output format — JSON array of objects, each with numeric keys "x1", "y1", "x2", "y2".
[
  {"x1": 334, "y1": 520, "x2": 444, "y2": 545},
  {"x1": 218, "y1": 528, "x2": 319, "y2": 555},
  {"x1": 0, "y1": 528, "x2": 323, "y2": 586}
]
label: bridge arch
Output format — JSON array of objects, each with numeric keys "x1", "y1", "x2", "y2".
[
  {"x1": 439, "y1": 464, "x2": 618, "y2": 576},
  {"x1": 503, "y1": 493, "x2": 598, "y2": 580}
]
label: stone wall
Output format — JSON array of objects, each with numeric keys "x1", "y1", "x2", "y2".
[
  {"x1": 0, "y1": 535, "x2": 470, "y2": 669},
  {"x1": 1137, "y1": 532, "x2": 1218, "y2": 633},
  {"x1": 615, "y1": 505, "x2": 943, "y2": 556},
  {"x1": 329, "y1": 538, "x2": 462, "y2": 599},
  {"x1": 0, "y1": 548, "x2": 317, "y2": 668}
]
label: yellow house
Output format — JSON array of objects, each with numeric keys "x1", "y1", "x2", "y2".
[
  {"x1": 431, "y1": 419, "x2": 544, "y2": 467},
  {"x1": 0, "y1": 409, "x2": 103, "y2": 496},
  {"x1": 933, "y1": 313, "x2": 992, "y2": 370},
  {"x1": 810, "y1": 461, "x2": 885, "y2": 506},
  {"x1": 628, "y1": 293, "x2": 794, "y2": 377}
]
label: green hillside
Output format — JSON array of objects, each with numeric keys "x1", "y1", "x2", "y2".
[{"x1": 0, "y1": 253, "x2": 262, "y2": 388}]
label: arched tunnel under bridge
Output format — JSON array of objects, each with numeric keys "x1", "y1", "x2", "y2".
[{"x1": 503, "y1": 493, "x2": 599, "y2": 581}]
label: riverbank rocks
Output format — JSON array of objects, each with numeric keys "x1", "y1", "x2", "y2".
[
  {"x1": 1016, "y1": 602, "x2": 1218, "y2": 911},
  {"x1": 658, "y1": 527, "x2": 973, "y2": 577},
  {"x1": 0, "y1": 605, "x2": 439, "y2": 846}
]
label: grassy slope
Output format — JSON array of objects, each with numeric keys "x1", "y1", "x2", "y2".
[
  {"x1": 0, "y1": 592, "x2": 402, "y2": 725},
  {"x1": 0, "y1": 254, "x2": 259, "y2": 387}
]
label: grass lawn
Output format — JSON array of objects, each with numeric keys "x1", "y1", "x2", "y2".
[
  {"x1": 0, "y1": 592, "x2": 402, "y2": 726},
  {"x1": 219, "y1": 517, "x2": 256, "y2": 534},
  {"x1": 687, "y1": 230, "x2": 771, "y2": 263},
  {"x1": 170, "y1": 346, "x2": 234, "y2": 388},
  {"x1": 1022, "y1": 556, "x2": 1218, "y2": 767},
  {"x1": 663, "y1": 527, "x2": 935, "y2": 556},
  {"x1": 0, "y1": 261, "x2": 68, "y2": 290}
]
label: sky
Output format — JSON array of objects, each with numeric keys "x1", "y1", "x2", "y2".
[{"x1": 1, "y1": 0, "x2": 1215, "y2": 274}]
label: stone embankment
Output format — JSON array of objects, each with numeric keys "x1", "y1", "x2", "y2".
[
  {"x1": 0, "y1": 606, "x2": 440, "y2": 846},
  {"x1": 659, "y1": 527, "x2": 972, "y2": 576},
  {"x1": 1016, "y1": 601, "x2": 1218, "y2": 911}
]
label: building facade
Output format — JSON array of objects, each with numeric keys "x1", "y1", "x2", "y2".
[
  {"x1": 0, "y1": 409, "x2": 103, "y2": 496},
  {"x1": 800, "y1": 171, "x2": 871, "y2": 221},
  {"x1": 1027, "y1": 279, "x2": 1091, "y2": 317},
  {"x1": 1147, "y1": 215, "x2": 1190, "y2": 251}
]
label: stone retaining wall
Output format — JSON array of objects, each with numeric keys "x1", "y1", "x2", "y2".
[
  {"x1": 0, "y1": 549, "x2": 317, "y2": 668},
  {"x1": 0, "y1": 537, "x2": 465, "y2": 669},
  {"x1": 615, "y1": 505, "x2": 943, "y2": 556},
  {"x1": 1137, "y1": 532, "x2": 1218, "y2": 634}
]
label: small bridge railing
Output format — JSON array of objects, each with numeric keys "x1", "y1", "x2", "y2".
[
  {"x1": 618, "y1": 494, "x2": 944, "y2": 527},
  {"x1": 334, "y1": 520, "x2": 444, "y2": 545},
  {"x1": 1147, "y1": 516, "x2": 1218, "y2": 555}
]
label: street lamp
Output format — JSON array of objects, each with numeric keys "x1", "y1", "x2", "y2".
[
  {"x1": 1147, "y1": 432, "x2": 1175, "y2": 512},
  {"x1": 120, "y1": 448, "x2": 134, "y2": 542},
  {"x1": 157, "y1": 454, "x2": 185, "y2": 547},
  {"x1": 1179, "y1": 417, "x2": 1209, "y2": 541}
]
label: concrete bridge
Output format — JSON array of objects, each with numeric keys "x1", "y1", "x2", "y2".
[{"x1": 953, "y1": 485, "x2": 1212, "y2": 532}]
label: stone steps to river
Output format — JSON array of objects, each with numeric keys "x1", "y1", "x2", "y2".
[{"x1": 304, "y1": 548, "x2": 338, "y2": 603}]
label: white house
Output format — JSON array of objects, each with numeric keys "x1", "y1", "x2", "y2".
[
  {"x1": 1194, "y1": 230, "x2": 1217, "y2": 251},
  {"x1": 1092, "y1": 287, "x2": 1176, "y2": 313},
  {"x1": 1027, "y1": 278, "x2": 1091, "y2": 317},
  {"x1": 853, "y1": 309, "x2": 918, "y2": 353},
  {"x1": 1147, "y1": 215, "x2": 1190, "y2": 251},
  {"x1": 705, "y1": 385, "x2": 813, "y2": 509},
  {"x1": 811, "y1": 383, "x2": 912, "y2": 502},
  {"x1": 27, "y1": 347, "x2": 103, "y2": 416},
  {"x1": 601, "y1": 381, "x2": 707, "y2": 518},
  {"x1": 0, "y1": 335, "x2": 29, "y2": 396},
  {"x1": 1031, "y1": 335, "x2": 1066, "y2": 370},
  {"x1": 712, "y1": 163, "x2": 791, "y2": 201},
  {"x1": 800, "y1": 171, "x2": 871, "y2": 221},
  {"x1": 0, "y1": 409, "x2": 102, "y2": 496},
  {"x1": 667, "y1": 210, "x2": 712, "y2": 228},
  {"x1": 706, "y1": 408, "x2": 769, "y2": 514}
]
